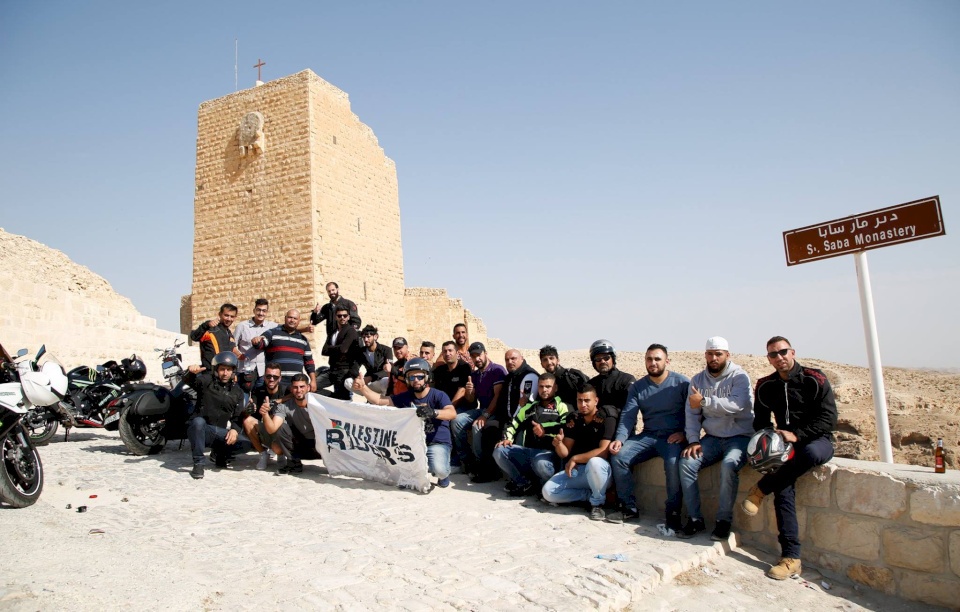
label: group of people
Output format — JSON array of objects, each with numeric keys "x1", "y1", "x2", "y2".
[{"x1": 186, "y1": 283, "x2": 838, "y2": 581}]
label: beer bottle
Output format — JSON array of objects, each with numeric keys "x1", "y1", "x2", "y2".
[{"x1": 935, "y1": 438, "x2": 945, "y2": 474}]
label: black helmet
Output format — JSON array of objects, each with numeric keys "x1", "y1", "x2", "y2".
[
  {"x1": 747, "y1": 428, "x2": 795, "y2": 474},
  {"x1": 211, "y1": 351, "x2": 239, "y2": 370},
  {"x1": 403, "y1": 357, "x2": 432, "y2": 381},
  {"x1": 589, "y1": 339, "x2": 616, "y2": 362},
  {"x1": 122, "y1": 356, "x2": 147, "y2": 381}
]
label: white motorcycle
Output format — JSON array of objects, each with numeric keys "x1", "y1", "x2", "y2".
[{"x1": 0, "y1": 345, "x2": 66, "y2": 507}]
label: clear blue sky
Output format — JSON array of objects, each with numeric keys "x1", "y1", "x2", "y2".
[{"x1": 2, "y1": 2, "x2": 957, "y2": 368}]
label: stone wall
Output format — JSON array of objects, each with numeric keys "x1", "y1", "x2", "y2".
[
  {"x1": 0, "y1": 229, "x2": 196, "y2": 383},
  {"x1": 630, "y1": 456, "x2": 960, "y2": 608},
  {"x1": 402, "y1": 288, "x2": 491, "y2": 350},
  {"x1": 185, "y1": 70, "x2": 407, "y2": 344}
]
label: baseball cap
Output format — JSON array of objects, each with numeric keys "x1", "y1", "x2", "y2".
[
  {"x1": 392, "y1": 337, "x2": 408, "y2": 348},
  {"x1": 468, "y1": 341, "x2": 486, "y2": 354},
  {"x1": 705, "y1": 336, "x2": 729, "y2": 351}
]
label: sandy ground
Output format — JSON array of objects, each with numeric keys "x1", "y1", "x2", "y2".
[{"x1": 0, "y1": 429, "x2": 944, "y2": 611}]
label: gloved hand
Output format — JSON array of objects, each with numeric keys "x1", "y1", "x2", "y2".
[{"x1": 415, "y1": 404, "x2": 437, "y2": 420}]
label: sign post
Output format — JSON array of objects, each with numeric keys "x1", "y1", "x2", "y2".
[{"x1": 783, "y1": 196, "x2": 945, "y2": 464}]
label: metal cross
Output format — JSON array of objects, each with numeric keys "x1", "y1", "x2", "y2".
[{"x1": 254, "y1": 59, "x2": 266, "y2": 81}]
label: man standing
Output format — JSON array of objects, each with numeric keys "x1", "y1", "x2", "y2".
[
  {"x1": 184, "y1": 352, "x2": 250, "y2": 479},
  {"x1": 386, "y1": 337, "x2": 411, "y2": 395},
  {"x1": 587, "y1": 340, "x2": 636, "y2": 419},
  {"x1": 678, "y1": 337, "x2": 754, "y2": 540},
  {"x1": 542, "y1": 384, "x2": 616, "y2": 520},
  {"x1": 452, "y1": 324, "x2": 472, "y2": 365},
  {"x1": 493, "y1": 373, "x2": 569, "y2": 496},
  {"x1": 419, "y1": 341, "x2": 436, "y2": 364},
  {"x1": 310, "y1": 281, "x2": 361, "y2": 338},
  {"x1": 269, "y1": 374, "x2": 323, "y2": 474},
  {"x1": 539, "y1": 345, "x2": 588, "y2": 406},
  {"x1": 432, "y1": 341, "x2": 471, "y2": 408},
  {"x1": 355, "y1": 358, "x2": 457, "y2": 488},
  {"x1": 471, "y1": 349, "x2": 539, "y2": 483},
  {"x1": 607, "y1": 344, "x2": 689, "y2": 529},
  {"x1": 452, "y1": 342, "x2": 506, "y2": 476},
  {"x1": 189, "y1": 303, "x2": 239, "y2": 371},
  {"x1": 321, "y1": 304, "x2": 361, "y2": 401},
  {"x1": 239, "y1": 362, "x2": 289, "y2": 470},
  {"x1": 252, "y1": 309, "x2": 317, "y2": 392},
  {"x1": 234, "y1": 299, "x2": 278, "y2": 392},
  {"x1": 742, "y1": 336, "x2": 836, "y2": 580},
  {"x1": 357, "y1": 325, "x2": 392, "y2": 395}
]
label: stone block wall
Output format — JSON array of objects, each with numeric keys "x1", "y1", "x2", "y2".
[
  {"x1": 0, "y1": 229, "x2": 196, "y2": 383},
  {"x1": 186, "y1": 70, "x2": 407, "y2": 344},
  {"x1": 630, "y1": 456, "x2": 960, "y2": 608},
  {"x1": 403, "y1": 287, "x2": 492, "y2": 352}
]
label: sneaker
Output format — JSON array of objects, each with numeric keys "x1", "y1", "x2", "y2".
[
  {"x1": 503, "y1": 481, "x2": 518, "y2": 493},
  {"x1": 509, "y1": 481, "x2": 535, "y2": 497},
  {"x1": 767, "y1": 557, "x2": 801, "y2": 580},
  {"x1": 742, "y1": 485, "x2": 765, "y2": 516},
  {"x1": 711, "y1": 520, "x2": 732, "y2": 541},
  {"x1": 605, "y1": 506, "x2": 639, "y2": 524},
  {"x1": 190, "y1": 463, "x2": 204, "y2": 480},
  {"x1": 256, "y1": 450, "x2": 269, "y2": 470},
  {"x1": 589, "y1": 506, "x2": 606, "y2": 521},
  {"x1": 676, "y1": 517, "x2": 706, "y2": 539},
  {"x1": 666, "y1": 510, "x2": 683, "y2": 532},
  {"x1": 279, "y1": 459, "x2": 304, "y2": 474},
  {"x1": 276, "y1": 455, "x2": 288, "y2": 469},
  {"x1": 437, "y1": 477, "x2": 450, "y2": 488}
]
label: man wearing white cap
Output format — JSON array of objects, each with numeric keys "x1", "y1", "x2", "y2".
[{"x1": 677, "y1": 336, "x2": 754, "y2": 540}]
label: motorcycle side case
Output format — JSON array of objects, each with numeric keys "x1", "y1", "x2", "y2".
[{"x1": 129, "y1": 386, "x2": 173, "y2": 417}]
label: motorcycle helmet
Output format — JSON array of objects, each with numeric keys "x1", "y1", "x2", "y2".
[
  {"x1": 403, "y1": 357, "x2": 432, "y2": 383},
  {"x1": 122, "y1": 356, "x2": 147, "y2": 381},
  {"x1": 747, "y1": 428, "x2": 795, "y2": 474},
  {"x1": 589, "y1": 339, "x2": 616, "y2": 363},
  {"x1": 211, "y1": 351, "x2": 239, "y2": 371}
]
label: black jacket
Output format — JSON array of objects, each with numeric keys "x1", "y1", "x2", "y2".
[
  {"x1": 188, "y1": 321, "x2": 236, "y2": 370},
  {"x1": 754, "y1": 362, "x2": 837, "y2": 444},
  {"x1": 588, "y1": 368, "x2": 636, "y2": 419},
  {"x1": 553, "y1": 365, "x2": 589, "y2": 406},
  {"x1": 322, "y1": 325, "x2": 361, "y2": 374},
  {"x1": 357, "y1": 343, "x2": 392, "y2": 380},
  {"x1": 495, "y1": 361, "x2": 539, "y2": 422},
  {"x1": 310, "y1": 297, "x2": 361, "y2": 338},
  {"x1": 186, "y1": 371, "x2": 244, "y2": 432}
]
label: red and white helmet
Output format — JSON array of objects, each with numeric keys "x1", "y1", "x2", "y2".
[{"x1": 747, "y1": 428, "x2": 795, "y2": 474}]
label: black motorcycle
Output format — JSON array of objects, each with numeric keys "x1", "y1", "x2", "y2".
[{"x1": 26, "y1": 354, "x2": 147, "y2": 444}]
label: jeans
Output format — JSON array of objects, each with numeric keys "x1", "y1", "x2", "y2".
[
  {"x1": 611, "y1": 432, "x2": 683, "y2": 514},
  {"x1": 542, "y1": 456, "x2": 612, "y2": 507},
  {"x1": 679, "y1": 434, "x2": 749, "y2": 523},
  {"x1": 759, "y1": 436, "x2": 834, "y2": 559},
  {"x1": 451, "y1": 407, "x2": 482, "y2": 467},
  {"x1": 187, "y1": 416, "x2": 252, "y2": 464},
  {"x1": 427, "y1": 443, "x2": 452, "y2": 480},
  {"x1": 492, "y1": 445, "x2": 558, "y2": 487}
]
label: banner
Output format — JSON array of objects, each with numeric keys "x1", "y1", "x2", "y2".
[{"x1": 306, "y1": 394, "x2": 431, "y2": 492}]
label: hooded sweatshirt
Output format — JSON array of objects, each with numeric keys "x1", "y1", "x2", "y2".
[{"x1": 684, "y1": 360, "x2": 754, "y2": 443}]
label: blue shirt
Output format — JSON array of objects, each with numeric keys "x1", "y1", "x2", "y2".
[
  {"x1": 616, "y1": 371, "x2": 690, "y2": 441},
  {"x1": 391, "y1": 387, "x2": 452, "y2": 446}
]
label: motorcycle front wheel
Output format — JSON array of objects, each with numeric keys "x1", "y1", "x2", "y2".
[
  {"x1": 0, "y1": 425, "x2": 44, "y2": 508},
  {"x1": 118, "y1": 408, "x2": 166, "y2": 455},
  {"x1": 23, "y1": 407, "x2": 59, "y2": 445}
]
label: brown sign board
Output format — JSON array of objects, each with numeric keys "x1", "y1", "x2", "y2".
[{"x1": 783, "y1": 196, "x2": 945, "y2": 266}]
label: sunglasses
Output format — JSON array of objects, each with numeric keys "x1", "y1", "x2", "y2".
[
  {"x1": 264, "y1": 374, "x2": 281, "y2": 380},
  {"x1": 767, "y1": 348, "x2": 791, "y2": 359},
  {"x1": 593, "y1": 354, "x2": 613, "y2": 363},
  {"x1": 406, "y1": 374, "x2": 427, "y2": 382},
  {"x1": 336, "y1": 313, "x2": 350, "y2": 318}
]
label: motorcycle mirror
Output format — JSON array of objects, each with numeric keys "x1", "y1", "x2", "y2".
[
  {"x1": 16, "y1": 348, "x2": 28, "y2": 358},
  {"x1": 96, "y1": 365, "x2": 105, "y2": 372}
]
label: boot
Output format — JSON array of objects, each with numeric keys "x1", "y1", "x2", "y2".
[
  {"x1": 767, "y1": 557, "x2": 801, "y2": 580},
  {"x1": 741, "y1": 485, "x2": 765, "y2": 516}
]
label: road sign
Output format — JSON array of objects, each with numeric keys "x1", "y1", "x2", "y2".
[{"x1": 783, "y1": 196, "x2": 945, "y2": 266}]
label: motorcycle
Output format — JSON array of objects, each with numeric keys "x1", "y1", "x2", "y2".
[
  {"x1": 25, "y1": 354, "x2": 147, "y2": 444},
  {"x1": 114, "y1": 340, "x2": 196, "y2": 455},
  {"x1": 0, "y1": 346, "x2": 57, "y2": 507}
]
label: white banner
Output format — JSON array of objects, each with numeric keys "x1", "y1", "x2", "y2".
[{"x1": 306, "y1": 394, "x2": 431, "y2": 492}]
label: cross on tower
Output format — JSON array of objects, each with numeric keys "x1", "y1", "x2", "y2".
[{"x1": 254, "y1": 58, "x2": 266, "y2": 82}]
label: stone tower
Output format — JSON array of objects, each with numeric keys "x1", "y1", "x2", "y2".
[{"x1": 184, "y1": 70, "x2": 406, "y2": 340}]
